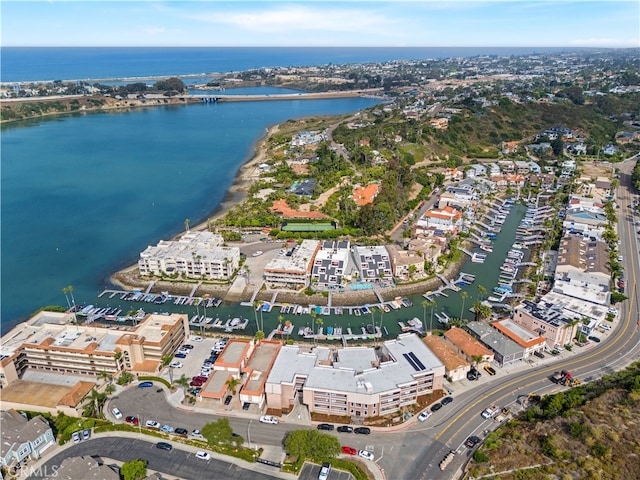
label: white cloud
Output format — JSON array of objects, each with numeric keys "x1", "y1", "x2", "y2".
[{"x1": 186, "y1": 4, "x2": 392, "y2": 34}]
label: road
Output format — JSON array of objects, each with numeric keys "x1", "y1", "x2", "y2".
[
  {"x1": 407, "y1": 158, "x2": 640, "y2": 479},
  {"x1": 28, "y1": 436, "x2": 281, "y2": 480}
]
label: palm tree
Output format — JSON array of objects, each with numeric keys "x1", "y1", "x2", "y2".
[
  {"x1": 473, "y1": 301, "x2": 492, "y2": 321},
  {"x1": 252, "y1": 301, "x2": 260, "y2": 332},
  {"x1": 97, "y1": 370, "x2": 111, "y2": 386},
  {"x1": 184, "y1": 218, "x2": 190, "y2": 232},
  {"x1": 428, "y1": 299, "x2": 436, "y2": 331},
  {"x1": 315, "y1": 318, "x2": 324, "y2": 346},
  {"x1": 421, "y1": 300, "x2": 429, "y2": 323},
  {"x1": 161, "y1": 354, "x2": 173, "y2": 383},
  {"x1": 83, "y1": 388, "x2": 107, "y2": 418},
  {"x1": 104, "y1": 383, "x2": 116, "y2": 396},
  {"x1": 225, "y1": 376, "x2": 241, "y2": 396},
  {"x1": 62, "y1": 286, "x2": 72, "y2": 310},
  {"x1": 310, "y1": 309, "x2": 317, "y2": 340},
  {"x1": 459, "y1": 291, "x2": 468, "y2": 321},
  {"x1": 477, "y1": 284, "x2": 487, "y2": 301},
  {"x1": 255, "y1": 330, "x2": 265, "y2": 342},
  {"x1": 175, "y1": 374, "x2": 190, "y2": 393}
]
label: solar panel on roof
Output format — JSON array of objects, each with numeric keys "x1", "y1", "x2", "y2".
[
  {"x1": 408, "y1": 352, "x2": 426, "y2": 370},
  {"x1": 402, "y1": 353, "x2": 421, "y2": 372}
]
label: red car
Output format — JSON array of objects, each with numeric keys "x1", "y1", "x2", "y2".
[
  {"x1": 125, "y1": 415, "x2": 139, "y2": 426},
  {"x1": 341, "y1": 446, "x2": 357, "y2": 455},
  {"x1": 190, "y1": 380, "x2": 204, "y2": 387},
  {"x1": 192, "y1": 376, "x2": 208, "y2": 382}
]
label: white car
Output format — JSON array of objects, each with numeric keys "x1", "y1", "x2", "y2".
[
  {"x1": 252, "y1": 251, "x2": 263, "y2": 257},
  {"x1": 418, "y1": 410, "x2": 432, "y2": 422},
  {"x1": 358, "y1": 450, "x2": 374, "y2": 461},
  {"x1": 145, "y1": 420, "x2": 160, "y2": 429},
  {"x1": 112, "y1": 407, "x2": 123, "y2": 419},
  {"x1": 608, "y1": 308, "x2": 618, "y2": 316},
  {"x1": 259, "y1": 415, "x2": 279, "y2": 425},
  {"x1": 192, "y1": 429, "x2": 204, "y2": 439},
  {"x1": 192, "y1": 336, "x2": 203, "y2": 342},
  {"x1": 195, "y1": 451, "x2": 211, "y2": 461},
  {"x1": 481, "y1": 405, "x2": 500, "y2": 419},
  {"x1": 617, "y1": 255, "x2": 623, "y2": 262},
  {"x1": 601, "y1": 324, "x2": 612, "y2": 331},
  {"x1": 169, "y1": 361, "x2": 183, "y2": 368}
]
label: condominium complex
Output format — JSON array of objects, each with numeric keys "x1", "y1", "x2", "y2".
[
  {"x1": 0, "y1": 311, "x2": 189, "y2": 387},
  {"x1": 310, "y1": 240, "x2": 354, "y2": 289},
  {"x1": 353, "y1": 245, "x2": 393, "y2": 281},
  {"x1": 263, "y1": 240, "x2": 321, "y2": 289},
  {"x1": 138, "y1": 231, "x2": 240, "y2": 281},
  {"x1": 265, "y1": 333, "x2": 444, "y2": 418}
]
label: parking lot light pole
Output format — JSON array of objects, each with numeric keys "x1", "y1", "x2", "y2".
[{"x1": 247, "y1": 420, "x2": 252, "y2": 449}]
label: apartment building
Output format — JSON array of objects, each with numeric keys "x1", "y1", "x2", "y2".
[
  {"x1": 386, "y1": 245, "x2": 426, "y2": 281},
  {"x1": 423, "y1": 335, "x2": 469, "y2": 382},
  {"x1": 263, "y1": 240, "x2": 320, "y2": 289},
  {"x1": 352, "y1": 245, "x2": 393, "y2": 281},
  {"x1": 138, "y1": 231, "x2": 240, "y2": 281},
  {"x1": 513, "y1": 299, "x2": 579, "y2": 350},
  {"x1": 265, "y1": 333, "x2": 444, "y2": 418},
  {"x1": 443, "y1": 327, "x2": 494, "y2": 366},
  {"x1": 310, "y1": 240, "x2": 353, "y2": 289},
  {"x1": 0, "y1": 311, "x2": 189, "y2": 387}
]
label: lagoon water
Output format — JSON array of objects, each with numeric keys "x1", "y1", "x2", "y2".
[{"x1": 1, "y1": 96, "x2": 380, "y2": 326}]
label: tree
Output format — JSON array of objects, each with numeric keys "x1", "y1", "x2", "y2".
[
  {"x1": 104, "y1": 383, "x2": 116, "y2": 396},
  {"x1": 225, "y1": 376, "x2": 241, "y2": 395},
  {"x1": 202, "y1": 418, "x2": 239, "y2": 447},
  {"x1": 284, "y1": 429, "x2": 340, "y2": 462},
  {"x1": 121, "y1": 459, "x2": 148, "y2": 480},
  {"x1": 473, "y1": 301, "x2": 492, "y2": 321},
  {"x1": 83, "y1": 388, "x2": 106, "y2": 418},
  {"x1": 477, "y1": 284, "x2": 487, "y2": 301},
  {"x1": 252, "y1": 300, "x2": 261, "y2": 332},
  {"x1": 459, "y1": 291, "x2": 469, "y2": 321},
  {"x1": 184, "y1": 218, "x2": 190, "y2": 232},
  {"x1": 422, "y1": 300, "x2": 428, "y2": 324},
  {"x1": 255, "y1": 330, "x2": 265, "y2": 341}
]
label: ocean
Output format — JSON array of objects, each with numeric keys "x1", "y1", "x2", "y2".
[
  {"x1": 0, "y1": 46, "x2": 565, "y2": 329},
  {"x1": 0, "y1": 46, "x2": 574, "y2": 83}
]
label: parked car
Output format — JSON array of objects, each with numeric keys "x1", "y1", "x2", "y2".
[
  {"x1": 533, "y1": 351, "x2": 545, "y2": 359},
  {"x1": 341, "y1": 446, "x2": 357, "y2": 455},
  {"x1": 224, "y1": 395, "x2": 232, "y2": 405},
  {"x1": 354, "y1": 427, "x2": 371, "y2": 435},
  {"x1": 252, "y1": 251, "x2": 263, "y2": 257},
  {"x1": 156, "y1": 442, "x2": 172, "y2": 451},
  {"x1": 318, "y1": 462, "x2": 331, "y2": 480},
  {"x1": 182, "y1": 344, "x2": 194, "y2": 350},
  {"x1": 112, "y1": 407, "x2": 123, "y2": 419},
  {"x1": 82, "y1": 428, "x2": 91, "y2": 440},
  {"x1": 430, "y1": 403, "x2": 442, "y2": 412},
  {"x1": 175, "y1": 353, "x2": 187, "y2": 359},
  {"x1": 481, "y1": 405, "x2": 500, "y2": 419},
  {"x1": 259, "y1": 415, "x2": 279, "y2": 425},
  {"x1": 358, "y1": 450, "x2": 375, "y2": 461},
  {"x1": 242, "y1": 402, "x2": 251, "y2": 410},
  {"x1": 337, "y1": 426, "x2": 353, "y2": 433},
  {"x1": 192, "y1": 336, "x2": 203, "y2": 342},
  {"x1": 160, "y1": 424, "x2": 174, "y2": 433},
  {"x1": 465, "y1": 436, "x2": 481, "y2": 448},
  {"x1": 418, "y1": 410, "x2": 432, "y2": 421},
  {"x1": 192, "y1": 429, "x2": 204, "y2": 439},
  {"x1": 317, "y1": 423, "x2": 334, "y2": 431},
  {"x1": 169, "y1": 361, "x2": 183, "y2": 368},
  {"x1": 138, "y1": 381, "x2": 154, "y2": 388},
  {"x1": 72, "y1": 431, "x2": 81, "y2": 444},
  {"x1": 484, "y1": 365, "x2": 497, "y2": 376},
  {"x1": 467, "y1": 369, "x2": 481, "y2": 381},
  {"x1": 190, "y1": 380, "x2": 204, "y2": 387},
  {"x1": 145, "y1": 420, "x2": 160, "y2": 429},
  {"x1": 125, "y1": 416, "x2": 139, "y2": 426},
  {"x1": 195, "y1": 451, "x2": 211, "y2": 460},
  {"x1": 588, "y1": 336, "x2": 601, "y2": 343},
  {"x1": 174, "y1": 427, "x2": 188, "y2": 436},
  {"x1": 601, "y1": 324, "x2": 612, "y2": 331},
  {"x1": 441, "y1": 396, "x2": 453, "y2": 406}
]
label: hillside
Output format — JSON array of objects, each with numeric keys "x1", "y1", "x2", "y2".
[{"x1": 466, "y1": 362, "x2": 640, "y2": 480}]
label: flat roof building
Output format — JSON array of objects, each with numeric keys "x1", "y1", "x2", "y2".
[
  {"x1": 465, "y1": 321, "x2": 523, "y2": 366},
  {"x1": 353, "y1": 245, "x2": 393, "y2": 281},
  {"x1": 265, "y1": 333, "x2": 445, "y2": 418},
  {"x1": 263, "y1": 240, "x2": 320, "y2": 289}
]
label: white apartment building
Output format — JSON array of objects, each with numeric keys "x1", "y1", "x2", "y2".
[
  {"x1": 263, "y1": 240, "x2": 320, "y2": 289},
  {"x1": 138, "y1": 231, "x2": 239, "y2": 281}
]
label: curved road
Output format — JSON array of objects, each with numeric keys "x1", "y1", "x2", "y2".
[{"x1": 406, "y1": 158, "x2": 640, "y2": 479}]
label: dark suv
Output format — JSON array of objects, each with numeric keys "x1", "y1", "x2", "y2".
[
  {"x1": 467, "y1": 369, "x2": 481, "y2": 381},
  {"x1": 354, "y1": 427, "x2": 371, "y2": 435},
  {"x1": 441, "y1": 396, "x2": 453, "y2": 406},
  {"x1": 337, "y1": 426, "x2": 353, "y2": 433},
  {"x1": 156, "y1": 442, "x2": 172, "y2": 451},
  {"x1": 317, "y1": 423, "x2": 334, "y2": 431},
  {"x1": 224, "y1": 395, "x2": 232, "y2": 405}
]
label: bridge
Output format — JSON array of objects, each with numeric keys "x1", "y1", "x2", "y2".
[{"x1": 189, "y1": 88, "x2": 385, "y2": 103}]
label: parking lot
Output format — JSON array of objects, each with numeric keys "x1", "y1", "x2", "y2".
[{"x1": 164, "y1": 334, "x2": 228, "y2": 388}]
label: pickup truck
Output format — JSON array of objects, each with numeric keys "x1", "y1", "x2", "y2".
[{"x1": 481, "y1": 405, "x2": 500, "y2": 419}]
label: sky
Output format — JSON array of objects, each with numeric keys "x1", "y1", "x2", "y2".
[{"x1": 2, "y1": 1, "x2": 639, "y2": 48}]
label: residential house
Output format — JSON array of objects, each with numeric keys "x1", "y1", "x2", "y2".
[
  {"x1": 310, "y1": 240, "x2": 353, "y2": 289},
  {"x1": 0, "y1": 410, "x2": 55, "y2": 468},
  {"x1": 443, "y1": 327, "x2": 494, "y2": 367},
  {"x1": 416, "y1": 206, "x2": 463, "y2": 232},
  {"x1": 352, "y1": 245, "x2": 393, "y2": 282},
  {"x1": 423, "y1": 335, "x2": 470, "y2": 382},
  {"x1": 465, "y1": 321, "x2": 524, "y2": 367},
  {"x1": 352, "y1": 183, "x2": 381, "y2": 207},
  {"x1": 386, "y1": 245, "x2": 426, "y2": 282}
]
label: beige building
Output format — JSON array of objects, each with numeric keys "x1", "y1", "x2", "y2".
[
  {"x1": 513, "y1": 300, "x2": 579, "y2": 350},
  {"x1": 387, "y1": 245, "x2": 426, "y2": 281},
  {"x1": 265, "y1": 333, "x2": 445, "y2": 418},
  {"x1": 423, "y1": 335, "x2": 470, "y2": 382},
  {"x1": 263, "y1": 240, "x2": 320, "y2": 289},
  {"x1": 0, "y1": 311, "x2": 189, "y2": 388},
  {"x1": 443, "y1": 327, "x2": 494, "y2": 366}
]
